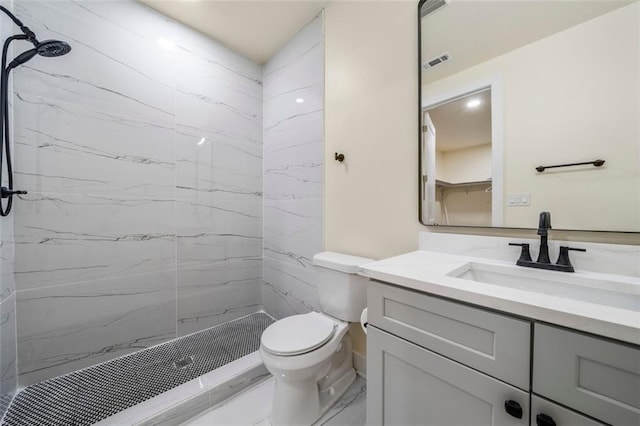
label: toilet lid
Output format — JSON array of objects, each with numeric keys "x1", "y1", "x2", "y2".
[{"x1": 261, "y1": 312, "x2": 337, "y2": 356}]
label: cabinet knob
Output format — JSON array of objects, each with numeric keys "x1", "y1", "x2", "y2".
[
  {"x1": 536, "y1": 413, "x2": 557, "y2": 426},
  {"x1": 504, "y1": 400, "x2": 523, "y2": 419}
]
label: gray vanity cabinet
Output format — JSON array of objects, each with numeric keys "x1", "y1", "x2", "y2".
[
  {"x1": 367, "y1": 280, "x2": 640, "y2": 426},
  {"x1": 533, "y1": 324, "x2": 640, "y2": 426},
  {"x1": 367, "y1": 281, "x2": 530, "y2": 425},
  {"x1": 367, "y1": 326, "x2": 529, "y2": 426},
  {"x1": 367, "y1": 280, "x2": 531, "y2": 389}
]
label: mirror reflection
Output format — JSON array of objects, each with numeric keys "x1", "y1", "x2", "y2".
[
  {"x1": 423, "y1": 89, "x2": 494, "y2": 226},
  {"x1": 419, "y1": 0, "x2": 640, "y2": 232}
]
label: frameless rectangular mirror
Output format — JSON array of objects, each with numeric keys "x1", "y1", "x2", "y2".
[{"x1": 418, "y1": 0, "x2": 640, "y2": 232}]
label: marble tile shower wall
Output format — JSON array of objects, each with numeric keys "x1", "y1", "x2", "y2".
[
  {"x1": 262, "y1": 16, "x2": 324, "y2": 319},
  {"x1": 8, "y1": 0, "x2": 263, "y2": 386},
  {"x1": 1, "y1": 0, "x2": 18, "y2": 417}
]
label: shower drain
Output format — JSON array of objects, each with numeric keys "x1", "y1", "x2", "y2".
[
  {"x1": 173, "y1": 355, "x2": 194, "y2": 369},
  {"x1": 1, "y1": 312, "x2": 274, "y2": 426}
]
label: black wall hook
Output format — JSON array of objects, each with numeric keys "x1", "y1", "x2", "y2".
[{"x1": 335, "y1": 152, "x2": 345, "y2": 162}]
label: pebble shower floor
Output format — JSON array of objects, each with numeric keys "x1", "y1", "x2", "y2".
[{"x1": 1, "y1": 312, "x2": 274, "y2": 426}]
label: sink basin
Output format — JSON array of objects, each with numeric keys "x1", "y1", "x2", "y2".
[{"x1": 447, "y1": 262, "x2": 640, "y2": 311}]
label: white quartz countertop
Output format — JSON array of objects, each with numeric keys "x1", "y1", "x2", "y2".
[{"x1": 359, "y1": 250, "x2": 640, "y2": 346}]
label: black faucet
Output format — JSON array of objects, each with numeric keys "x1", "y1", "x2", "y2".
[
  {"x1": 509, "y1": 212, "x2": 586, "y2": 272},
  {"x1": 536, "y1": 211, "x2": 552, "y2": 264}
]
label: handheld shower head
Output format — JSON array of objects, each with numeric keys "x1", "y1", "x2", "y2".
[
  {"x1": 6, "y1": 48, "x2": 37, "y2": 71},
  {"x1": 6, "y1": 40, "x2": 71, "y2": 71},
  {"x1": 36, "y1": 39, "x2": 71, "y2": 57}
]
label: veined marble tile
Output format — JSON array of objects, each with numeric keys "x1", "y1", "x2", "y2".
[
  {"x1": 263, "y1": 16, "x2": 323, "y2": 131},
  {"x1": 261, "y1": 257, "x2": 319, "y2": 319},
  {"x1": 178, "y1": 232, "x2": 262, "y2": 270},
  {"x1": 263, "y1": 15, "x2": 323, "y2": 85},
  {"x1": 14, "y1": 93, "x2": 175, "y2": 198},
  {"x1": 16, "y1": 269, "x2": 177, "y2": 386},
  {"x1": 61, "y1": 0, "x2": 177, "y2": 45},
  {"x1": 177, "y1": 189, "x2": 262, "y2": 267},
  {"x1": 175, "y1": 33, "x2": 262, "y2": 148},
  {"x1": 176, "y1": 88, "x2": 261, "y2": 147},
  {"x1": 175, "y1": 46, "x2": 262, "y2": 123},
  {"x1": 314, "y1": 377, "x2": 366, "y2": 426},
  {"x1": 0, "y1": 293, "x2": 17, "y2": 397},
  {"x1": 14, "y1": 192, "x2": 175, "y2": 290},
  {"x1": 263, "y1": 84, "x2": 322, "y2": 140},
  {"x1": 13, "y1": 0, "x2": 176, "y2": 125},
  {"x1": 0, "y1": 217, "x2": 15, "y2": 304},
  {"x1": 262, "y1": 14, "x2": 324, "y2": 320},
  {"x1": 183, "y1": 375, "x2": 366, "y2": 426},
  {"x1": 173, "y1": 19, "x2": 262, "y2": 91},
  {"x1": 176, "y1": 126, "x2": 262, "y2": 200},
  {"x1": 262, "y1": 16, "x2": 323, "y2": 202},
  {"x1": 263, "y1": 126, "x2": 324, "y2": 200},
  {"x1": 177, "y1": 261, "x2": 262, "y2": 336},
  {"x1": 264, "y1": 198, "x2": 323, "y2": 267}
]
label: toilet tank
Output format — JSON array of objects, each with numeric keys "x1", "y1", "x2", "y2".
[{"x1": 313, "y1": 252, "x2": 374, "y2": 322}]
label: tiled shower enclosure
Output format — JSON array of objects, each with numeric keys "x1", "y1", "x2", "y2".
[{"x1": 1, "y1": 0, "x2": 325, "y2": 418}]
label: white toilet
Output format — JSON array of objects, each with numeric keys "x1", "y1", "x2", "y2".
[{"x1": 259, "y1": 251, "x2": 373, "y2": 426}]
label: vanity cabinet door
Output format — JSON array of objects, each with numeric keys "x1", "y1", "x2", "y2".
[
  {"x1": 367, "y1": 326, "x2": 529, "y2": 426},
  {"x1": 368, "y1": 280, "x2": 531, "y2": 390},
  {"x1": 533, "y1": 324, "x2": 640, "y2": 426},
  {"x1": 531, "y1": 395, "x2": 606, "y2": 426}
]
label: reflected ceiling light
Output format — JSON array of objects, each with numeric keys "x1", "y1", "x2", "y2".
[
  {"x1": 466, "y1": 99, "x2": 481, "y2": 108},
  {"x1": 197, "y1": 137, "x2": 206, "y2": 146},
  {"x1": 295, "y1": 98, "x2": 304, "y2": 104},
  {"x1": 157, "y1": 38, "x2": 175, "y2": 50}
]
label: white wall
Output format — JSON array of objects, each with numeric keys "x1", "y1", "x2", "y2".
[
  {"x1": 323, "y1": 0, "x2": 640, "y2": 354},
  {"x1": 324, "y1": 0, "x2": 421, "y2": 261},
  {"x1": 423, "y1": 3, "x2": 640, "y2": 231},
  {"x1": 438, "y1": 143, "x2": 492, "y2": 184}
]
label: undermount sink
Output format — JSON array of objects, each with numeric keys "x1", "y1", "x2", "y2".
[{"x1": 447, "y1": 262, "x2": 640, "y2": 312}]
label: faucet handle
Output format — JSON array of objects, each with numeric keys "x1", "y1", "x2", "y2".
[
  {"x1": 556, "y1": 246, "x2": 586, "y2": 272},
  {"x1": 509, "y1": 243, "x2": 532, "y2": 263}
]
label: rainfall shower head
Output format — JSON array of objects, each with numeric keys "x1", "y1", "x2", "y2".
[
  {"x1": 6, "y1": 39, "x2": 71, "y2": 71},
  {"x1": 36, "y1": 39, "x2": 72, "y2": 57}
]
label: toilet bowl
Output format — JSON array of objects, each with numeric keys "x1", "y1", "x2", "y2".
[{"x1": 260, "y1": 252, "x2": 373, "y2": 426}]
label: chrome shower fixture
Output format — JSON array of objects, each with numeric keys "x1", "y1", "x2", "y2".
[{"x1": 0, "y1": 6, "x2": 71, "y2": 216}]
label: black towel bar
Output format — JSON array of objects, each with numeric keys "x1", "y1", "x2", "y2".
[{"x1": 536, "y1": 159, "x2": 605, "y2": 173}]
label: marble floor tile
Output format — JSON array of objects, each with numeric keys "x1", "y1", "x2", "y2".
[{"x1": 183, "y1": 376, "x2": 366, "y2": 426}]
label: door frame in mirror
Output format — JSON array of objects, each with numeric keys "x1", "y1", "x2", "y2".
[{"x1": 420, "y1": 77, "x2": 504, "y2": 227}]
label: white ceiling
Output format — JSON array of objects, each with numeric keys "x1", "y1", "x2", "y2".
[
  {"x1": 421, "y1": 0, "x2": 633, "y2": 84},
  {"x1": 428, "y1": 89, "x2": 491, "y2": 152},
  {"x1": 140, "y1": 0, "x2": 328, "y2": 64}
]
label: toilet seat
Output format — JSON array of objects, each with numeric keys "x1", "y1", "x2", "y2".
[{"x1": 261, "y1": 312, "x2": 337, "y2": 356}]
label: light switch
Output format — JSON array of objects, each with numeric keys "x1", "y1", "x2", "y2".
[{"x1": 507, "y1": 193, "x2": 530, "y2": 206}]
